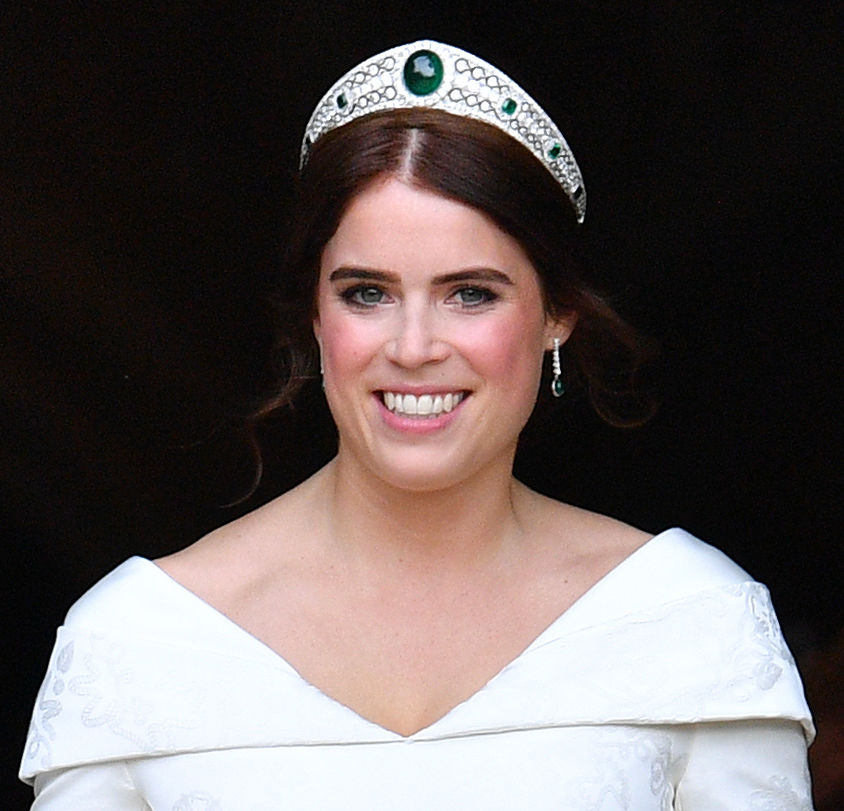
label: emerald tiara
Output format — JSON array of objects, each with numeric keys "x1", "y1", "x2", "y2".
[{"x1": 301, "y1": 40, "x2": 586, "y2": 223}]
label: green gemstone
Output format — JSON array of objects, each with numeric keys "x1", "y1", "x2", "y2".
[
  {"x1": 552, "y1": 377, "x2": 565, "y2": 397},
  {"x1": 548, "y1": 143, "x2": 562, "y2": 160},
  {"x1": 501, "y1": 98, "x2": 517, "y2": 115},
  {"x1": 336, "y1": 92, "x2": 348, "y2": 109},
  {"x1": 403, "y1": 50, "x2": 444, "y2": 96}
]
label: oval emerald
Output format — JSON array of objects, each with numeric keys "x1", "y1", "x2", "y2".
[{"x1": 403, "y1": 50, "x2": 444, "y2": 96}]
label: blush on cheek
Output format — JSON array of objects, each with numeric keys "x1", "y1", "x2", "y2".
[
  {"x1": 466, "y1": 320, "x2": 544, "y2": 382},
  {"x1": 320, "y1": 318, "x2": 380, "y2": 373}
]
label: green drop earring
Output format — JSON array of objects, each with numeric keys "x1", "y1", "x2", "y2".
[{"x1": 551, "y1": 338, "x2": 565, "y2": 397}]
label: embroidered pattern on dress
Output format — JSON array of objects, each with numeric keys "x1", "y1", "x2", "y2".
[
  {"x1": 173, "y1": 793, "x2": 223, "y2": 811},
  {"x1": 725, "y1": 584, "x2": 794, "y2": 700},
  {"x1": 24, "y1": 641, "x2": 75, "y2": 770},
  {"x1": 747, "y1": 774, "x2": 812, "y2": 810},
  {"x1": 566, "y1": 729, "x2": 682, "y2": 810},
  {"x1": 68, "y1": 633, "x2": 204, "y2": 752},
  {"x1": 609, "y1": 730, "x2": 680, "y2": 811}
]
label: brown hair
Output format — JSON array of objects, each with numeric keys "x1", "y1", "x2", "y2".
[{"x1": 247, "y1": 108, "x2": 656, "y2": 479}]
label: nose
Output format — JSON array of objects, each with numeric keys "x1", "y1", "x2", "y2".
[{"x1": 384, "y1": 303, "x2": 449, "y2": 369}]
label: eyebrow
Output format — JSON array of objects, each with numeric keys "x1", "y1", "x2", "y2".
[{"x1": 328, "y1": 266, "x2": 515, "y2": 286}]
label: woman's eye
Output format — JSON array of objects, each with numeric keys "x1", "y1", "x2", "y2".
[
  {"x1": 343, "y1": 286, "x2": 385, "y2": 306},
  {"x1": 454, "y1": 286, "x2": 496, "y2": 306}
]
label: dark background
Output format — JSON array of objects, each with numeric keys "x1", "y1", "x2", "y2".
[{"x1": 3, "y1": 2, "x2": 841, "y2": 807}]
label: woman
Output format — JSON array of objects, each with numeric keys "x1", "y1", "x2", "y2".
[{"x1": 21, "y1": 41, "x2": 814, "y2": 809}]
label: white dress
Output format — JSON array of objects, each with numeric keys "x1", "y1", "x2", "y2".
[{"x1": 20, "y1": 529, "x2": 814, "y2": 809}]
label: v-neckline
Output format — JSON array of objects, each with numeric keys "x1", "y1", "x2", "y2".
[{"x1": 138, "y1": 529, "x2": 676, "y2": 740}]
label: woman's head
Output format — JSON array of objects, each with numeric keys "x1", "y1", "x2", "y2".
[
  {"x1": 245, "y1": 40, "x2": 657, "y2": 487},
  {"x1": 264, "y1": 106, "x2": 652, "y2": 426}
]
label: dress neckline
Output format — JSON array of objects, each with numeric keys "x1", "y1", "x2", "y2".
[{"x1": 133, "y1": 528, "x2": 682, "y2": 739}]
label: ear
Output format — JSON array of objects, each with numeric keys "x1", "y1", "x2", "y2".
[{"x1": 544, "y1": 310, "x2": 578, "y2": 350}]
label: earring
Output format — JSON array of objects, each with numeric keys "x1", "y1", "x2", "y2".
[{"x1": 551, "y1": 337, "x2": 564, "y2": 397}]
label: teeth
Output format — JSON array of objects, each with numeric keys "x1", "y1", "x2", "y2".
[{"x1": 382, "y1": 391, "x2": 464, "y2": 417}]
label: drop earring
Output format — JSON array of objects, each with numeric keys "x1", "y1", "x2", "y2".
[{"x1": 551, "y1": 337, "x2": 564, "y2": 397}]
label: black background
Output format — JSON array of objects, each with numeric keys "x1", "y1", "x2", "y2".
[{"x1": 3, "y1": 2, "x2": 842, "y2": 806}]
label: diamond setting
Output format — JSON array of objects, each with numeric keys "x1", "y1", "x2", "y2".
[{"x1": 301, "y1": 40, "x2": 586, "y2": 223}]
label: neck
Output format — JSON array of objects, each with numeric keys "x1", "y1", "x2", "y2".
[{"x1": 317, "y1": 452, "x2": 531, "y2": 575}]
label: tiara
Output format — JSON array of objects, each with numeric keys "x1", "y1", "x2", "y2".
[{"x1": 301, "y1": 40, "x2": 586, "y2": 223}]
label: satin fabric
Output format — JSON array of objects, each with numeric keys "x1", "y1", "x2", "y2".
[{"x1": 21, "y1": 529, "x2": 814, "y2": 809}]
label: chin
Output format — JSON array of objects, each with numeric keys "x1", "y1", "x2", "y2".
[
  {"x1": 372, "y1": 462, "x2": 465, "y2": 494},
  {"x1": 367, "y1": 445, "x2": 508, "y2": 495}
]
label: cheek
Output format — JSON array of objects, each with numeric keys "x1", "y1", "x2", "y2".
[
  {"x1": 317, "y1": 312, "x2": 378, "y2": 374},
  {"x1": 461, "y1": 314, "x2": 545, "y2": 387}
]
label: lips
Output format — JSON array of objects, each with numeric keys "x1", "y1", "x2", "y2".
[{"x1": 381, "y1": 391, "x2": 466, "y2": 417}]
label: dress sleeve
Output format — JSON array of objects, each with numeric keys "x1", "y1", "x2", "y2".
[
  {"x1": 675, "y1": 719, "x2": 813, "y2": 810},
  {"x1": 31, "y1": 762, "x2": 149, "y2": 810}
]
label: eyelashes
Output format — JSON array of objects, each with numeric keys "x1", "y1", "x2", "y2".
[
  {"x1": 338, "y1": 284, "x2": 499, "y2": 309},
  {"x1": 340, "y1": 285, "x2": 386, "y2": 307},
  {"x1": 452, "y1": 286, "x2": 497, "y2": 306}
]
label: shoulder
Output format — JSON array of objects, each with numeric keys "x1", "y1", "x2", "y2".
[
  {"x1": 581, "y1": 525, "x2": 756, "y2": 612},
  {"x1": 523, "y1": 487, "x2": 759, "y2": 617},
  {"x1": 527, "y1": 524, "x2": 815, "y2": 740},
  {"x1": 521, "y1": 488, "x2": 651, "y2": 563},
  {"x1": 525, "y1": 491, "x2": 751, "y2": 592},
  {"x1": 154, "y1": 467, "x2": 332, "y2": 615},
  {"x1": 535, "y1": 488, "x2": 752, "y2": 591},
  {"x1": 634, "y1": 527, "x2": 753, "y2": 590},
  {"x1": 63, "y1": 557, "x2": 160, "y2": 631}
]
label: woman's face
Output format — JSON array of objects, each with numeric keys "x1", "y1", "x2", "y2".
[{"x1": 314, "y1": 176, "x2": 574, "y2": 492}]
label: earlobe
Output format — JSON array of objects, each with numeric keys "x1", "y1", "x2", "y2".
[
  {"x1": 313, "y1": 332, "x2": 324, "y2": 372},
  {"x1": 545, "y1": 311, "x2": 578, "y2": 350}
]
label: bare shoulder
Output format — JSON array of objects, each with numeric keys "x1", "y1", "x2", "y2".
[
  {"x1": 155, "y1": 466, "x2": 330, "y2": 604},
  {"x1": 562, "y1": 502, "x2": 653, "y2": 556},
  {"x1": 517, "y1": 483, "x2": 653, "y2": 570}
]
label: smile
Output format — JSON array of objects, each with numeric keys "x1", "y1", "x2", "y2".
[{"x1": 381, "y1": 391, "x2": 466, "y2": 417}]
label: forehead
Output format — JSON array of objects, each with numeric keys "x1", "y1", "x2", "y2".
[{"x1": 321, "y1": 176, "x2": 537, "y2": 278}]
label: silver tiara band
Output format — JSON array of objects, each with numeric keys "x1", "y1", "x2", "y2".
[{"x1": 301, "y1": 40, "x2": 586, "y2": 223}]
